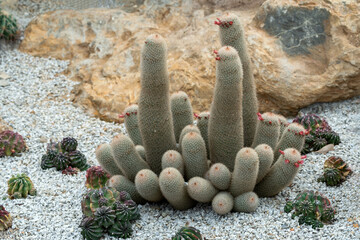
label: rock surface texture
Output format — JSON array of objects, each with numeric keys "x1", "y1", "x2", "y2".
[{"x1": 19, "y1": 0, "x2": 360, "y2": 122}]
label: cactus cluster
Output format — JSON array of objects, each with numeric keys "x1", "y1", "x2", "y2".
[
  {"x1": 7, "y1": 173, "x2": 37, "y2": 199},
  {"x1": 41, "y1": 137, "x2": 90, "y2": 172},
  {"x1": 96, "y1": 13, "x2": 308, "y2": 215},
  {"x1": 284, "y1": 190, "x2": 336, "y2": 229},
  {"x1": 0, "y1": 205, "x2": 12, "y2": 231},
  {"x1": 0, "y1": 130, "x2": 27, "y2": 157},
  {"x1": 85, "y1": 166, "x2": 111, "y2": 189},
  {"x1": 317, "y1": 156, "x2": 352, "y2": 186},
  {"x1": 80, "y1": 187, "x2": 140, "y2": 240},
  {"x1": 0, "y1": 8, "x2": 19, "y2": 41},
  {"x1": 293, "y1": 113, "x2": 341, "y2": 154},
  {"x1": 172, "y1": 226, "x2": 203, "y2": 240}
]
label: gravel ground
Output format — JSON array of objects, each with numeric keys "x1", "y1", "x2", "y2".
[{"x1": 0, "y1": 47, "x2": 359, "y2": 240}]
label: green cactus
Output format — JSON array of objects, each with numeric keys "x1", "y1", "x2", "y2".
[
  {"x1": 85, "y1": 166, "x2": 111, "y2": 189},
  {"x1": 208, "y1": 46, "x2": 244, "y2": 171},
  {"x1": 255, "y1": 148, "x2": 305, "y2": 197},
  {"x1": 161, "y1": 150, "x2": 185, "y2": 176},
  {"x1": 317, "y1": 156, "x2": 352, "y2": 186},
  {"x1": 61, "y1": 137, "x2": 78, "y2": 152},
  {"x1": 67, "y1": 150, "x2": 90, "y2": 171},
  {"x1": 273, "y1": 123, "x2": 306, "y2": 162},
  {"x1": 81, "y1": 187, "x2": 120, "y2": 217},
  {"x1": 108, "y1": 220, "x2": 133, "y2": 239},
  {"x1": 114, "y1": 200, "x2": 140, "y2": 222},
  {"x1": 95, "y1": 143, "x2": 123, "y2": 176},
  {"x1": 276, "y1": 114, "x2": 289, "y2": 139},
  {"x1": 79, "y1": 217, "x2": 104, "y2": 240},
  {"x1": 212, "y1": 191, "x2": 234, "y2": 215},
  {"x1": 252, "y1": 112, "x2": 281, "y2": 150},
  {"x1": 284, "y1": 190, "x2": 336, "y2": 229},
  {"x1": 292, "y1": 113, "x2": 330, "y2": 134},
  {"x1": 94, "y1": 206, "x2": 116, "y2": 228},
  {"x1": 187, "y1": 177, "x2": 218, "y2": 203},
  {"x1": 138, "y1": 34, "x2": 177, "y2": 175},
  {"x1": 135, "y1": 169, "x2": 163, "y2": 202},
  {"x1": 172, "y1": 226, "x2": 203, "y2": 240},
  {"x1": 216, "y1": 13, "x2": 258, "y2": 147},
  {"x1": 119, "y1": 105, "x2": 143, "y2": 146},
  {"x1": 233, "y1": 192, "x2": 259, "y2": 213},
  {"x1": 7, "y1": 173, "x2": 37, "y2": 199},
  {"x1": 229, "y1": 148, "x2": 259, "y2": 197},
  {"x1": 159, "y1": 167, "x2": 195, "y2": 210},
  {"x1": 171, "y1": 91, "x2": 194, "y2": 143},
  {"x1": 254, "y1": 144, "x2": 274, "y2": 184},
  {"x1": 110, "y1": 134, "x2": 150, "y2": 181},
  {"x1": 179, "y1": 124, "x2": 201, "y2": 152},
  {"x1": 108, "y1": 175, "x2": 146, "y2": 204},
  {"x1": 135, "y1": 145, "x2": 146, "y2": 161},
  {"x1": 0, "y1": 130, "x2": 27, "y2": 157},
  {"x1": 0, "y1": 205, "x2": 12, "y2": 231},
  {"x1": 181, "y1": 132, "x2": 208, "y2": 180},
  {"x1": 0, "y1": 9, "x2": 19, "y2": 41},
  {"x1": 53, "y1": 152, "x2": 70, "y2": 171},
  {"x1": 312, "y1": 137, "x2": 327, "y2": 151},
  {"x1": 195, "y1": 112, "x2": 210, "y2": 158},
  {"x1": 208, "y1": 163, "x2": 231, "y2": 190}
]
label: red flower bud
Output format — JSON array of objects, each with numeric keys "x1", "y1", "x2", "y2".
[
  {"x1": 118, "y1": 114, "x2": 125, "y2": 118},
  {"x1": 294, "y1": 162, "x2": 300, "y2": 168},
  {"x1": 279, "y1": 150, "x2": 285, "y2": 155},
  {"x1": 213, "y1": 50, "x2": 218, "y2": 54},
  {"x1": 285, "y1": 159, "x2": 290, "y2": 164},
  {"x1": 301, "y1": 155, "x2": 307, "y2": 159},
  {"x1": 215, "y1": 57, "x2": 221, "y2": 61},
  {"x1": 229, "y1": 21, "x2": 233, "y2": 25},
  {"x1": 297, "y1": 160, "x2": 304, "y2": 164},
  {"x1": 126, "y1": 113, "x2": 130, "y2": 116}
]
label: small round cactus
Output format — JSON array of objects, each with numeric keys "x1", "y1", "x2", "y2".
[
  {"x1": 0, "y1": 9, "x2": 20, "y2": 41},
  {"x1": 317, "y1": 156, "x2": 352, "y2": 186},
  {"x1": 7, "y1": 173, "x2": 37, "y2": 199},
  {"x1": 108, "y1": 220, "x2": 133, "y2": 239},
  {"x1": 85, "y1": 166, "x2": 111, "y2": 189},
  {"x1": 0, "y1": 130, "x2": 27, "y2": 157},
  {"x1": 79, "y1": 217, "x2": 104, "y2": 240},
  {"x1": 62, "y1": 166, "x2": 79, "y2": 175},
  {"x1": 61, "y1": 137, "x2": 78, "y2": 152},
  {"x1": 67, "y1": 150, "x2": 90, "y2": 171},
  {"x1": 172, "y1": 226, "x2": 203, "y2": 240},
  {"x1": 53, "y1": 152, "x2": 70, "y2": 171},
  {"x1": 0, "y1": 205, "x2": 12, "y2": 231}
]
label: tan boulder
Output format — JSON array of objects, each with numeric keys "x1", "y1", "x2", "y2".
[{"x1": 19, "y1": 0, "x2": 360, "y2": 122}]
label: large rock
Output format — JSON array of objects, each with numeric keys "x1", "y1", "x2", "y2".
[{"x1": 19, "y1": 0, "x2": 360, "y2": 122}]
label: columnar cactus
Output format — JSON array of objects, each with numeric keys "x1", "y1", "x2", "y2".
[
  {"x1": 194, "y1": 112, "x2": 210, "y2": 158},
  {"x1": 110, "y1": 134, "x2": 150, "y2": 181},
  {"x1": 7, "y1": 173, "x2": 37, "y2": 199},
  {"x1": 208, "y1": 163, "x2": 231, "y2": 190},
  {"x1": 208, "y1": 46, "x2": 244, "y2": 171},
  {"x1": 276, "y1": 114, "x2": 289, "y2": 140},
  {"x1": 255, "y1": 148, "x2": 305, "y2": 197},
  {"x1": 0, "y1": 130, "x2": 27, "y2": 157},
  {"x1": 95, "y1": 143, "x2": 123, "y2": 176},
  {"x1": 181, "y1": 132, "x2": 208, "y2": 180},
  {"x1": 135, "y1": 145, "x2": 146, "y2": 161},
  {"x1": 135, "y1": 169, "x2": 163, "y2": 202},
  {"x1": 254, "y1": 144, "x2": 274, "y2": 184},
  {"x1": 138, "y1": 34, "x2": 177, "y2": 174},
  {"x1": 85, "y1": 166, "x2": 111, "y2": 189},
  {"x1": 171, "y1": 91, "x2": 194, "y2": 143},
  {"x1": 161, "y1": 150, "x2": 185, "y2": 176},
  {"x1": 0, "y1": 9, "x2": 19, "y2": 41},
  {"x1": 179, "y1": 125, "x2": 201, "y2": 152},
  {"x1": 216, "y1": 13, "x2": 258, "y2": 147},
  {"x1": 119, "y1": 105, "x2": 142, "y2": 146},
  {"x1": 252, "y1": 112, "x2": 281, "y2": 150},
  {"x1": 0, "y1": 205, "x2": 12, "y2": 231}
]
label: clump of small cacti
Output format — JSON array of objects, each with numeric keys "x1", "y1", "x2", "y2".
[
  {"x1": 317, "y1": 156, "x2": 352, "y2": 186},
  {"x1": 0, "y1": 130, "x2": 27, "y2": 157},
  {"x1": 7, "y1": 173, "x2": 37, "y2": 199},
  {"x1": 0, "y1": 205, "x2": 12, "y2": 231},
  {"x1": 284, "y1": 190, "x2": 336, "y2": 229},
  {"x1": 41, "y1": 137, "x2": 90, "y2": 172},
  {"x1": 62, "y1": 166, "x2": 79, "y2": 175},
  {"x1": 172, "y1": 226, "x2": 203, "y2": 240},
  {"x1": 80, "y1": 187, "x2": 140, "y2": 240},
  {"x1": 293, "y1": 113, "x2": 341, "y2": 154},
  {"x1": 85, "y1": 166, "x2": 111, "y2": 189},
  {"x1": 0, "y1": 8, "x2": 20, "y2": 41}
]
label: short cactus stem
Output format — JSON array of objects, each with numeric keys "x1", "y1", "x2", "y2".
[
  {"x1": 0, "y1": 205, "x2": 12, "y2": 231},
  {"x1": 122, "y1": 105, "x2": 142, "y2": 146},
  {"x1": 108, "y1": 175, "x2": 146, "y2": 204},
  {"x1": 135, "y1": 169, "x2": 163, "y2": 202},
  {"x1": 178, "y1": 124, "x2": 201, "y2": 152},
  {"x1": 161, "y1": 150, "x2": 185, "y2": 176},
  {"x1": 212, "y1": 191, "x2": 234, "y2": 215},
  {"x1": 208, "y1": 163, "x2": 231, "y2": 190},
  {"x1": 85, "y1": 166, "x2": 111, "y2": 189},
  {"x1": 275, "y1": 114, "x2": 289, "y2": 139},
  {"x1": 254, "y1": 144, "x2": 274, "y2": 184},
  {"x1": 187, "y1": 177, "x2": 218, "y2": 203},
  {"x1": 252, "y1": 112, "x2": 281, "y2": 150},
  {"x1": 233, "y1": 192, "x2": 259, "y2": 213},
  {"x1": 195, "y1": 112, "x2": 210, "y2": 158},
  {"x1": 95, "y1": 143, "x2": 123, "y2": 176}
]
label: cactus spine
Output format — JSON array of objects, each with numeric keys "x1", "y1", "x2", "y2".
[
  {"x1": 233, "y1": 192, "x2": 259, "y2": 213},
  {"x1": 161, "y1": 150, "x2": 185, "y2": 176},
  {"x1": 108, "y1": 175, "x2": 145, "y2": 204},
  {"x1": 170, "y1": 91, "x2": 194, "y2": 143},
  {"x1": 252, "y1": 112, "x2": 281, "y2": 150},
  {"x1": 187, "y1": 177, "x2": 218, "y2": 203},
  {"x1": 181, "y1": 132, "x2": 208, "y2": 180},
  {"x1": 254, "y1": 144, "x2": 274, "y2": 184},
  {"x1": 208, "y1": 46, "x2": 244, "y2": 171},
  {"x1": 195, "y1": 112, "x2": 210, "y2": 158},
  {"x1": 208, "y1": 163, "x2": 231, "y2": 190},
  {"x1": 110, "y1": 134, "x2": 150, "y2": 181},
  {"x1": 138, "y1": 34, "x2": 177, "y2": 174},
  {"x1": 212, "y1": 191, "x2": 234, "y2": 215},
  {"x1": 120, "y1": 105, "x2": 142, "y2": 146},
  {"x1": 255, "y1": 148, "x2": 305, "y2": 197},
  {"x1": 217, "y1": 13, "x2": 258, "y2": 147},
  {"x1": 229, "y1": 148, "x2": 259, "y2": 197},
  {"x1": 159, "y1": 168, "x2": 195, "y2": 210},
  {"x1": 95, "y1": 143, "x2": 123, "y2": 176},
  {"x1": 135, "y1": 169, "x2": 163, "y2": 202}
]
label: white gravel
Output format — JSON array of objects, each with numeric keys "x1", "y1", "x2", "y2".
[{"x1": 0, "y1": 49, "x2": 359, "y2": 239}]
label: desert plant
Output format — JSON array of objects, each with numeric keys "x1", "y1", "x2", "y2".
[
  {"x1": 318, "y1": 156, "x2": 352, "y2": 186},
  {"x1": 172, "y1": 226, "x2": 203, "y2": 240},
  {"x1": 7, "y1": 173, "x2": 37, "y2": 199},
  {"x1": 284, "y1": 190, "x2": 336, "y2": 229},
  {"x1": 0, "y1": 8, "x2": 19, "y2": 41},
  {"x1": 0, "y1": 130, "x2": 27, "y2": 157},
  {"x1": 0, "y1": 205, "x2": 12, "y2": 231},
  {"x1": 85, "y1": 166, "x2": 111, "y2": 189},
  {"x1": 119, "y1": 105, "x2": 142, "y2": 146},
  {"x1": 62, "y1": 166, "x2": 79, "y2": 175}
]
